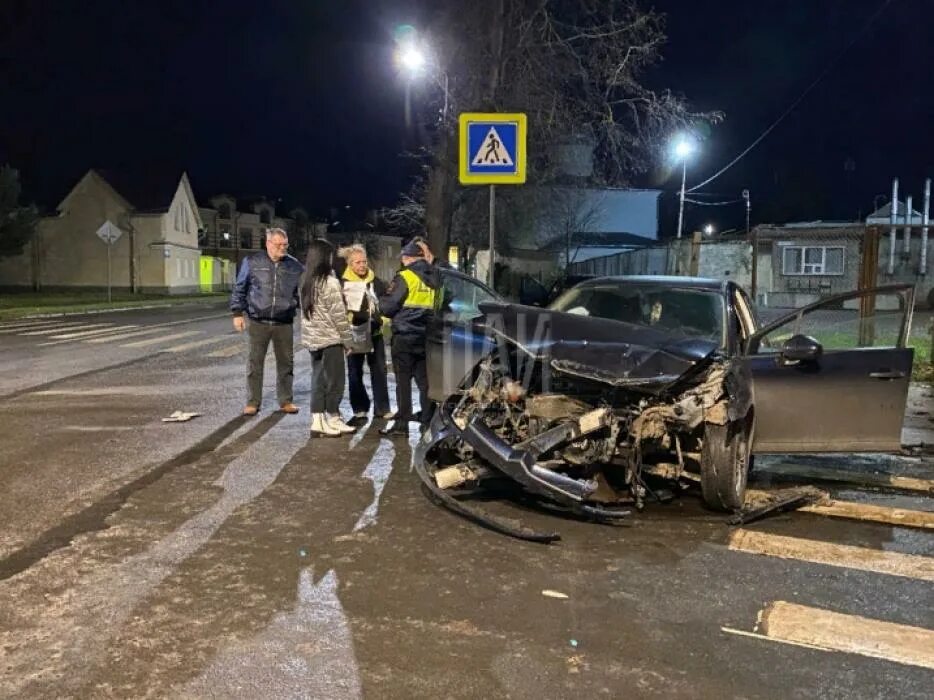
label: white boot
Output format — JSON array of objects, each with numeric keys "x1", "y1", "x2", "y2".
[
  {"x1": 326, "y1": 412, "x2": 356, "y2": 434},
  {"x1": 310, "y1": 412, "x2": 340, "y2": 437}
]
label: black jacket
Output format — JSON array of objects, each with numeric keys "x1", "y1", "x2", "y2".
[
  {"x1": 230, "y1": 251, "x2": 304, "y2": 323},
  {"x1": 379, "y1": 259, "x2": 441, "y2": 337}
]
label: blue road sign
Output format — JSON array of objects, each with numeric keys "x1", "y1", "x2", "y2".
[{"x1": 458, "y1": 113, "x2": 527, "y2": 185}]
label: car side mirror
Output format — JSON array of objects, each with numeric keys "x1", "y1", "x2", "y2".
[{"x1": 781, "y1": 334, "x2": 823, "y2": 363}]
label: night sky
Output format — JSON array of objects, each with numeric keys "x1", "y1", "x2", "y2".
[{"x1": 1, "y1": 0, "x2": 931, "y2": 234}]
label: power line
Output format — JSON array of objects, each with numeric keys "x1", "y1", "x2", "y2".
[{"x1": 686, "y1": 0, "x2": 896, "y2": 194}]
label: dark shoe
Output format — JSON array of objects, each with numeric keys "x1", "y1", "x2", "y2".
[
  {"x1": 347, "y1": 415, "x2": 368, "y2": 427},
  {"x1": 243, "y1": 405, "x2": 258, "y2": 416},
  {"x1": 379, "y1": 420, "x2": 410, "y2": 436},
  {"x1": 279, "y1": 402, "x2": 300, "y2": 414}
]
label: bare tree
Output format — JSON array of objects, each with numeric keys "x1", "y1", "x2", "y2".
[{"x1": 388, "y1": 0, "x2": 719, "y2": 255}]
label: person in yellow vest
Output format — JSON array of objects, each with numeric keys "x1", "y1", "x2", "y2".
[
  {"x1": 339, "y1": 244, "x2": 392, "y2": 427},
  {"x1": 378, "y1": 240, "x2": 440, "y2": 436}
]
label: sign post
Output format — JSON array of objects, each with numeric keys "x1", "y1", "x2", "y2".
[
  {"x1": 96, "y1": 221, "x2": 123, "y2": 303},
  {"x1": 459, "y1": 112, "x2": 527, "y2": 288}
]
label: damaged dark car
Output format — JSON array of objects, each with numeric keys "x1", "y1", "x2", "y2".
[{"x1": 415, "y1": 271, "x2": 916, "y2": 542}]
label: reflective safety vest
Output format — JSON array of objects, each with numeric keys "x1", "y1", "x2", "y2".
[{"x1": 400, "y1": 268, "x2": 436, "y2": 309}]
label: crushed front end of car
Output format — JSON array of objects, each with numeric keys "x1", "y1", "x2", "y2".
[{"x1": 414, "y1": 303, "x2": 753, "y2": 542}]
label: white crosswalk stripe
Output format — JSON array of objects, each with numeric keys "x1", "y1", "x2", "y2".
[
  {"x1": 0, "y1": 320, "x2": 86, "y2": 334},
  {"x1": 728, "y1": 529, "x2": 934, "y2": 582},
  {"x1": 48, "y1": 325, "x2": 137, "y2": 340},
  {"x1": 84, "y1": 327, "x2": 168, "y2": 344},
  {"x1": 159, "y1": 336, "x2": 231, "y2": 353},
  {"x1": 723, "y1": 601, "x2": 934, "y2": 670},
  {"x1": 16, "y1": 322, "x2": 109, "y2": 336},
  {"x1": 120, "y1": 331, "x2": 200, "y2": 348},
  {"x1": 207, "y1": 343, "x2": 244, "y2": 358}
]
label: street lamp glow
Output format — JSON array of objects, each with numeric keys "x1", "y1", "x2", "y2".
[
  {"x1": 672, "y1": 137, "x2": 695, "y2": 160},
  {"x1": 704, "y1": 224, "x2": 715, "y2": 235},
  {"x1": 397, "y1": 44, "x2": 426, "y2": 74}
]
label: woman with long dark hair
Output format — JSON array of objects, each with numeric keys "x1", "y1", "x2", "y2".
[{"x1": 300, "y1": 239, "x2": 355, "y2": 437}]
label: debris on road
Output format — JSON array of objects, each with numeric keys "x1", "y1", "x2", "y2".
[
  {"x1": 161, "y1": 410, "x2": 202, "y2": 423},
  {"x1": 542, "y1": 589, "x2": 569, "y2": 599},
  {"x1": 730, "y1": 487, "x2": 828, "y2": 526}
]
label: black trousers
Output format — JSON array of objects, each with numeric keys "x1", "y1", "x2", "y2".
[
  {"x1": 310, "y1": 344, "x2": 345, "y2": 414},
  {"x1": 347, "y1": 334, "x2": 391, "y2": 415},
  {"x1": 391, "y1": 333, "x2": 429, "y2": 422},
  {"x1": 246, "y1": 320, "x2": 294, "y2": 407}
]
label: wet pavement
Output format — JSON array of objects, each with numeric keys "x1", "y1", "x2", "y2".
[{"x1": 0, "y1": 307, "x2": 932, "y2": 698}]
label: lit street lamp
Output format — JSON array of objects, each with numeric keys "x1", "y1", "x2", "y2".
[
  {"x1": 671, "y1": 135, "x2": 696, "y2": 239},
  {"x1": 394, "y1": 32, "x2": 449, "y2": 126},
  {"x1": 704, "y1": 223, "x2": 715, "y2": 236}
]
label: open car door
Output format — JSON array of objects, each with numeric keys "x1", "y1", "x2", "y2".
[
  {"x1": 744, "y1": 285, "x2": 915, "y2": 453},
  {"x1": 425, "y1": 270, "x2": 501, "y2": 402}
]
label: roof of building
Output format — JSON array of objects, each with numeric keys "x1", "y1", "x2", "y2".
[
  {"x1": 866, "y1": 200, "x2": 923, "y2": 221},
  {"x1": 92, "y1": 167, "x2": 187, "y2": 213}
]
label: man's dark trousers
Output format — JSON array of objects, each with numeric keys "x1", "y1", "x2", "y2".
[
  {"x1": 347, "y1": 334, "x2": 391, "y2": 415},
  {"x1": 247, "y1": 320, "x2": 294, "y2": 408},
  {"x1": 391, "y1": 333, "x2": 428, "y2": 423}
]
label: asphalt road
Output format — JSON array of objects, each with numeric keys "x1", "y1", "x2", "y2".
[{"x1": 0, "y1": 305, "x2": 931, "y2": 699}]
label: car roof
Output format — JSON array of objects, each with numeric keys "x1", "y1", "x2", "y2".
[{"x1": 577, "y1": 275, "x2": 726, "y2": 292}]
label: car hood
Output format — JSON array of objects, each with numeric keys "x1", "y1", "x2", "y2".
[{"x1": 476, "y1": 302, "x2": 720, "y2": 394}]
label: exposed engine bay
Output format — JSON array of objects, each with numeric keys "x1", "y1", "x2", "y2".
[{"x1": 414, "y1": 319, "x2": 753, "y2": 543}]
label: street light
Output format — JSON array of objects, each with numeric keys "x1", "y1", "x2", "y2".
[
  {"x1": 704, "y1": 223, "x2": 715, "y2": 236},
  {"x1": 397, "y1": 43, "x2": 426, "y2": 74},
  {"x1": 671, "y1": 135, "x2": 697, "y2": 239},
  {"x1": 394, "y1": 33, "x2": 449, "y2": 125}
]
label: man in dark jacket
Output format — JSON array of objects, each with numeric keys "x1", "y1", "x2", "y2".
[
  {"x1": 340, "y1": 244, "x2": 391, "y2": 426},
  {"x1": 230, "y1": 228, "x2": 304, "y2": 416},
  {"x1": 379, "y1": 240, "x2": 441, "y2": 435}
]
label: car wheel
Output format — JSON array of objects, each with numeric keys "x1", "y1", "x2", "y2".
[{"x1": 700, "y1": 420, "x2": 751, "y2": 512}]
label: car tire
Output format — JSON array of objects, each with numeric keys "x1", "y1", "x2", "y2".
[{"x1": 700, "y1": 420, "x2": 751, "y2": 512}]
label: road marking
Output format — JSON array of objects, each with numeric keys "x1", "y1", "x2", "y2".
[
  {"x1": 84, "y1": 327, "x2": 167, "y2": 343},
  {"x1": 13, "y1": 322, "x2": 104, "y2": 335},
  {"x1": 728, "y1": 529, "x2": 934, "y2": 582},
  {"x1": 723, "y1": 601, "x2": 934, "y2": 670},
  {"x1": 47, "y1": 325, "x2": 138, "y2": 340},
  {"x1": 764, "y1": 462, "x2": 934, "y2": 494},
  {"x1": 75, "y1": 311, "x2": 230, "y2": 344},
  {"x1": 353, "y1": 439, "x2": 396, "y2": 532},
  {"x1": 207, "y1": 343, "x2": 244, "y2": 358},
  {"x1": 0, "y1": 320, "x2": 66, "y2": 332},
  {"x1": 799, "y1": 499, "x2": 934, "y2": 530},
  {"x1": 159, "y1": 336, "x2": 231, "y2": 353},
  {"x1": 120, "y1": 331, "x2": 200, "y2": 348}
]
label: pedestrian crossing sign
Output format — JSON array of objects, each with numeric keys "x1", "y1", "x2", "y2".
[{"x1": 459, "y1": 112, "x2": 527, "y2": 185}]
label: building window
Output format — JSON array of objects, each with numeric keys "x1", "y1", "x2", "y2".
[
  {"x1": 240, "y1": 227, "x2": 253, "y2": 249},
  {"x1": 218, "y1": 203, "x2": 231, "y2": 219},
  {"x1": 259, "y1": 208, "x2": 271, "y2": 224},
  {"x1": 781, "y1": 245, "x2": 845, "y2": 276},
  {"x1": 219, "y1": 223, "x2": 232, "y2": 248}
]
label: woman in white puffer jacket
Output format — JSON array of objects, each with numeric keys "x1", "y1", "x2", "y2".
[{"x1": 299, "y1": 239, "x2": 355, "y2": 437}]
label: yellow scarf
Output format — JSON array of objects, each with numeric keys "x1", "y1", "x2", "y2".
[{"x1": 342, "y1": 267, "x2": 375, "y2": 284}]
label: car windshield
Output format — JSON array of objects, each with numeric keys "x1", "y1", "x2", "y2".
[{"x1": 549, "y1": 284, "x2": 725, "y2": 343}]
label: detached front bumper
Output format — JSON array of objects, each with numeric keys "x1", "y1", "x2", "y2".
[{"x1": 414, "y1": 405, "x2": 631, "y2": 542}]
